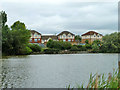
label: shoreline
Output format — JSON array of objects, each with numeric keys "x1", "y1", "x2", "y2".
[{"x1": 2, "y1": 52, "x2": 119, "y2": 58}]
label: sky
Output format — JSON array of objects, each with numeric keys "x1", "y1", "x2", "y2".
[{"x1": 0, "y1": 0, "x2": 118, "y2": 35}]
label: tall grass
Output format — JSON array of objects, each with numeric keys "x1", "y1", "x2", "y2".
[{"x1": 67, "y1": 69, "x2": 119, "y2": 89}]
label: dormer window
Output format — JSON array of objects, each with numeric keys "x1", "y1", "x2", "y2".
[
  {"x1": 60, "y1": 35, "x2": 62, "y2": 39},
  {"x1": 34, "y1": 33, "x2": 37, "y2": 37},
  {"x1": 63, "y1": 34, "x2": 66, "y2": 38}
]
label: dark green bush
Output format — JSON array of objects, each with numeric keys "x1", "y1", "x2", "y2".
[
  {"x1": 76, "y1": 45, "x2": 82, "y2": 48},
  {"x1": 85, "y1": 44, "x2": 92, "y2": 49},
  {"x1": 81, "y1": 45, "x2": 87, "y2": 51},
  {"x1": 28, "y1": 44, "x2": 41, "y2": 52},
  {"x1": 44, "y1": 48, "x2": 60, "y2": 54},
  {"x1": 19, "y1": 46, "x2": 32, "y2": 55},
  {"x1": 47, "y1": 40, "x2": 71, "y2": 50},
  {"x1": 70, "y1": 46, "x2": 79, "y2": 51}
]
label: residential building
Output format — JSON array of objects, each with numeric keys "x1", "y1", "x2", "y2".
[
  {"x1": 81, "y1": 31, "x2": 103, "y2": 44},
  {"x1": 29, "y1": 30, "x2": 42, "y2": 44},
  {"x1": 57, "y1": 31, "x2": 75, "y2": 44},
  {"x1": 41, "y1": 35, "x2": 58, "y2": 45}
]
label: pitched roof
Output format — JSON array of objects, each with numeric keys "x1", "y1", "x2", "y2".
[
  {"x1": 41, "y1": 35, "x2": 58, "y2": 40},
  {"x1": 81, "y1": 31, "x2": 103, "y2": 36},
  {"x1": 30, "y1": 30, "x2": 41, "y2": 35},
  {"x1": 57, "y1": 31, "x2": 75, "y2": 36}
]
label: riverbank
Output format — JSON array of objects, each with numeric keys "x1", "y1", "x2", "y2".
[{"x1": 2, "y1": 51, "x2": 119, "y2": 57}]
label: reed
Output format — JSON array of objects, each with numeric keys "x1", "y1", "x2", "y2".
[{"x1": 67, "y1": 69, "x2": 119, "y2": 89}]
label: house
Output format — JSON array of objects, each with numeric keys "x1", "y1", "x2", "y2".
[
  {"x1": 81, "y1": 31, "x2": 103, "y2": 44},
  {"x1": 41, "y1": 35, "x2": 58, "y2": 45},
  {"x1": 29, "y1": 30, "x2": 42, "y2": 44},
  {"x1": 57, "y1": 31, "x2": 76, "y2": 45}
]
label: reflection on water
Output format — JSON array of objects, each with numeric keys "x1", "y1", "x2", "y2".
[{"x1": 0, "y1": 54, "x2": 118, "y2": 88}]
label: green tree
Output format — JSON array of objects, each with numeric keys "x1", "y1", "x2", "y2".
[
  {"x1": 92, "y1": 40, "x2": 101, "y2": 46},
  {"x1": 1, "y1": 11, "x2": 7, "y2": 27},
  {"x1": 100, "y1": 32, "x2": 119, "y2": 53},
  {"x1": 11, "y1": 21, "x2": 26, "y2": 30},
  {"x1": 10, "y1": 21, "x2": 31, "y2": 54},
  {"x1": 92, "y1": 43, "x2": 99, "y2": 53},
  {"x1": 28, "y1": 44, "x2": 41, "y2": 52},
  {"x1": 85, "y1": 40, "x2": 89, "y2": 44},
  {"x1": 75, "y1": 35, "x2": 81, "y2": 44}
]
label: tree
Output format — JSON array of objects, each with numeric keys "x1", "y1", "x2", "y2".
[
  {"x1": 28, "y1": 44, "x2": 41, "y2": 52},
  {"x1": 11, "y1": 21, "x2": 26, "y2": 30},
  {"x1": 10, "y1": 21, "x2": 31, "y2": 54},
  {"x1": 75, "y1": 35, "x2": 81, "y2": 44},
  {"x1": 92, "y1": 40, "x2": 101, "y2": 46},
  {"x1": 1, "y1": 11, "x2": 7, "y2": 27},
  {"x1": 85, "y1": 40, "x2": 89, "y2": 44},
  {"x1": 92, "y1": 43, "x2": 99, "y2": 53},
  {"x1": 99, "y1": 32, "x2": 119, "y2": 53}
]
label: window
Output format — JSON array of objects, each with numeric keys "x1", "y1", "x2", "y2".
[
  {"x1": 30, "y1": 39, "x2": 32, "y2": 42},
  {"x1": 60, "y1": 35, "x2": 62, "y2": 39},
  {"x1": 38, "y1": 35, "x2": 41, "y2": 37},
  {"x1": 68, "y1": 34, "x2": 71, "y2": 38},
  {"x1": 38, "y1": 39, "x2": 40, "y2": 41},
  {"x1": 34, "y1": 33, "x2": 37, "y2": 37},
  {"x1": 68, "y1": 39, "x2": 71, "y2": 42},
  {"x1": 63, "y1": 34, "x2": 66, "y2": 38},
  {"x1": 63, "y1": 39, "x2": 66, "y2": 42},
  {"x1": 34, "y1": 39, "x2": 37, "y2": 42},
  {"x1": 72, "y1": 39, "x2": 74, "y2": 41}
]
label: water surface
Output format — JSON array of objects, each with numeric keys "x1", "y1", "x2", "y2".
[{"x1": 0, "y1": 54, "x2": 118, "y2": 88}]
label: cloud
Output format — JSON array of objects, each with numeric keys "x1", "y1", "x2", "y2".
[{"x1": 0, "y1": 1, "x2": 118, "y2": 35}]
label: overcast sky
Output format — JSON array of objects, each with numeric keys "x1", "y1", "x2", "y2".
[{"x1": 0, "y1": 0, "x2": 118, "y2": 35}]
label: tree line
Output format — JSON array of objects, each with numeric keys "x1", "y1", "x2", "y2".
[{"x1": 1, "y1": 11, "x2": 120, "y2": 55}]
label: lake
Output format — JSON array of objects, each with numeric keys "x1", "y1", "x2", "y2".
[{"x1": 0, "y1": 54, "x2": 118, "y2": 88}]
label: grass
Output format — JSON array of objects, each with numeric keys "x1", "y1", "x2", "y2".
[{"x1": 67, "y1": 69, "x2": 119, "y2": 89}]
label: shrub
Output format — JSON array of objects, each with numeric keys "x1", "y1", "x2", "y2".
[
  {"x1": 81, "y1": 45, "x2": 87, "y2": 51},
  {"x1": 47, "y1": 40, "x2": 72, "y2": 50},
  {"x1": 92, "y1": 43, "x2": 99, "y2": 53},
  {"x1": 77, "y1": 45, "x2": 82, "y2": 48},
  {"x1": 85, "y1": 44, "x2": 92, "y2": 49},
  {"x1": 20, "y1": 46, "x2": 32, "y2": 55},
  {"x1": 44, "y1": 48, "x2": 60, "y2": 54},
  {"x1": 28, "y1": 44, "x2": 41, "y2": 52},
  {"x1": 70, "y1": 46, "x2": 79, "y2": 51}
]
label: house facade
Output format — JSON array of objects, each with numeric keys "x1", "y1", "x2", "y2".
[
  {"x1": 41, "y1": 35, "x2": 58, "y2": 45},
  {"x1": 81, "y1": 31, "x2": 103, "y2": 44},
  {"x1": 30, "y1": 30, "x2": 42, "y2": 44},
  {"x1": 57, "y1": 31, "x2": 75, "y2": 44},
  {"x1": 29, "y1": 30, "x2": 103, "y2": 45}
]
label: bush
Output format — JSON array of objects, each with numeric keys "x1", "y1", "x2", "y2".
[
  {"x1": 77, "y1": 45, "x2": 82, "y2": 48},
  {"x1": 28, "y1": 44, "x2": 41, "y2": 52},
  {"x1": 85, "y1": 44, "x2": 92, "y2": 49},
  {"x1": 70, "y1": 46, "x2": 79, "y2": 51},
  {"x1": 81, "y1": 45, "x2": 87, "y2": 51},
  {"x1": 20, "y1": 46, "x2": 32, "y2": 55},
  {"x1": 44, "y1": 48, "x2": 60, "y2": 54},
  {"x1": 92, "y1": 43, "x2": 99, "y2": 53},
  {"x1": 47, "y1": 40, "x2": 72, "y2": 50}
]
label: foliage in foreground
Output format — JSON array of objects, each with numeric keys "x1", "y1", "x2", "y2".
[
  {"x1": 67, "y1": 70, "x2": 119, "y2": 89},
  {"x1": 28, "y1": 44, "x2": 41, "y2": 52},
  {"x1": 1, "y1": 11, "x2": 31, "y2": 55}
]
